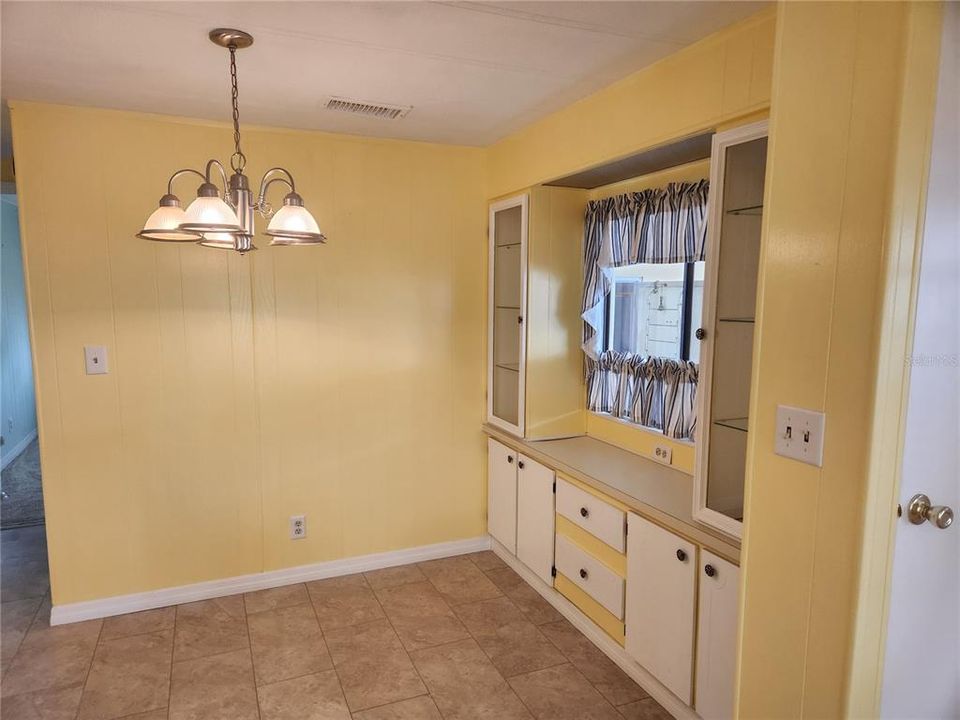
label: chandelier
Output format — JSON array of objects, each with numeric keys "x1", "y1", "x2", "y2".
[{"x1": 137, "y1": 29, "x2": 325, "y2": 253}]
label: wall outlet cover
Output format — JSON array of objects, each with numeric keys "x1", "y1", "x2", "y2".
[
  {"x1": 774, "y1": 405, "x2": 825, "y2": 467},
  {"x1": 289, "y1": 515, "x2": 306, "y2": 540},
  {"x1": 652, "y1": 443, "x2": 673, "y2": 465},
  {"x1": 84, "y1": 345, "x2": 108, "y2": 375}
]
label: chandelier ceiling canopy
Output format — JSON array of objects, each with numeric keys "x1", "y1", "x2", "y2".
[{"x1": 137, "y1": 29, "x2": 326, "y2": 253}]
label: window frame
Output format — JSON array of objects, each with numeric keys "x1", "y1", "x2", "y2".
[{"x1": 603, "y1": 261, "x2": 700, "y2": 362}]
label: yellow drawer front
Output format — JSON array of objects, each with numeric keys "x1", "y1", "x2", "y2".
[
  {"x1": 556, "y1": 573, "x2": 626, "y2": 646},
  {"x1": 556, "y1": 515, "x2": 627, "y2": 576}
]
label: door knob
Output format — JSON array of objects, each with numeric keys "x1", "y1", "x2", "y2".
[{"x1": 907, "y1": 494, "x2": 954, "y2": 529}]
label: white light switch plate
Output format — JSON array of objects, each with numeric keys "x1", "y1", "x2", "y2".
[
  {"x1": 775, "y1": 405, "x2": 825, "y2": 467},
  {"x1": 84, "y1": 345, "x2": 108, "y2": 375}
]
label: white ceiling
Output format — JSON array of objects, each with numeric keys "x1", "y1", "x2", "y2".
[{"x1": 1, "y1": 1, "x2": 765, "y2": 148}]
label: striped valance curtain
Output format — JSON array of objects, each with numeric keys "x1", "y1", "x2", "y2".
[
  {"x1": 587, "y1": 352, "x2": 699, "y2": 440},
  {"x1": 581, "y1": 180, "x2": 709, "y2": 359},
  {"x1": 580, "y1": 181, "x2": 709, "y2": 441}
]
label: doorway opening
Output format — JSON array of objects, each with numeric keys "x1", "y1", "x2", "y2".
[{"x1": 1, "y1": 189, "x2": 42, "y2": 530}]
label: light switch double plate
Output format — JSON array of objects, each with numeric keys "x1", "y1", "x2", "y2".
[{"x1": 775, "y1": 405, "x2": 825, "y2": 467}]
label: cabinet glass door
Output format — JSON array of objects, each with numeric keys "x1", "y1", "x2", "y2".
[
  {"x1": 488, "y1": 196, "x2": 527, "y2": 434},
  {"x1": 695, "y1": 122, "x2": 768, "y2": 538}
]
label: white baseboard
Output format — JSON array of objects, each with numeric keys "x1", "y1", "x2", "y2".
[
  {"x1": 51, "y1": 535, "x2": 492, "y2": 626},
  {"x1": 1, "y1": 429, "x2": 37, "y2": 471},
  {"x1": 491, "y1": 540, "x2": 697, "y2": 720}
]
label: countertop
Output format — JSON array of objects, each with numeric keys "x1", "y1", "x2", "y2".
[{"x1": 484, "y1": 425, "x2": 740, "y2": 564}]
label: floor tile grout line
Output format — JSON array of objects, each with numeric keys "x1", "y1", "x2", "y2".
[
  {"x1": 72, "y1": 609, "x2": 106, "y2": 720},
  {"x1": 538, "y1": 619, "x2": 650, "y2": 708},
  {"x1": 302, "y1": 573, "x2": 350, "y2": 717},
  {"x1": 239, "y1": 593, "x2": 264, "y2": 720},
  {"x1": 1, "y1": 590, "x2": 47, "y2": 674},
  {"x1": 448, "y1": 591, "x2": 540, "y2": 720},
  {"x1": 367, "y1": 573, "x2": 436, "y2": 712},
  {"x1": 165, "y1": 604, "x2": 178, "y2": 719}
]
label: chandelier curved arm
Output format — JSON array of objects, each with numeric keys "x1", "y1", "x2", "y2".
[
  {"x1": 256, "y1": 167, "x2": 297, "y2": 216},
  {"x1": 203, "y1": 159, "x2": 231, "y2": 197},
  {"x1": 165, "y1": 168, "x2": 207, "y2": 196}
]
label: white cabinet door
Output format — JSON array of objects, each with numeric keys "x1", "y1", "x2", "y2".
[
  {"x1": 625, "y1": 512, "x2": 696, "y2": 703},
  {"x1": 695, "y1": 551, "x2": 740, "y2": 720},
  {"x1": 487, "y1": 438, "x2": 518, "y2": 553},
  {"x1": 516, "y1": 454, "x2": 555, "y2": 584}
]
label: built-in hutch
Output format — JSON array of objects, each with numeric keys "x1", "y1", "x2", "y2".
[
  {"x1": 484, "y1": 123, "x2": 769, "y2": 720},
  {"x1": 487, "y1": 186, "x2": 587, "y2": 439}
]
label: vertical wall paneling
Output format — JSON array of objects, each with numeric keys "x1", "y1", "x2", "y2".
[{"x1": 11, "y1": 103, "x2": 486, "y2": 604}]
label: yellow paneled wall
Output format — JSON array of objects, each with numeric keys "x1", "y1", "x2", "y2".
[
  {"x1": 736, "y1": 3, "x2": 939, "y2": 718},
  {"x1": 11, "y1": 102, "x2": 486, "y2": 604},
  {"x1": 486, "y1": 9, "x2": 775, "y2": 198}
]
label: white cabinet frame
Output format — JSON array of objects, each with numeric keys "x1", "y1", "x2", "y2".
[
  {"x1": 487, "y1": 193, "x2": 529, "y2": 436},
  {"x1": 693, "y1": 120, "x2": 769, "y2": 540}
]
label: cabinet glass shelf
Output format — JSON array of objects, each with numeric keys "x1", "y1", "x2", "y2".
[
  {"x1": 713, "y1": 417, "x2": 749, "y2": 433},
  {"x1": 726, "y1": 204, "x2": 763, "y2": 216}
]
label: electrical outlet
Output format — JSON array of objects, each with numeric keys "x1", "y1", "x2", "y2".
[
  {"x1": 774, "y1": 405, "x2": 825, "y2": 467},
  {"x1": 652, "y1": 443, "x2": 673, "y2": 465},
  {"x1": 289, "y1": 515, "x2": 306, "y2": 540}
]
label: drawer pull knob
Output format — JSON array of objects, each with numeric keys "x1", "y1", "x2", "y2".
[
  {"x1": 579, "y1": 568, "x2": 588, "y2": 579},
  {"x1": 704, "y1": 564, "x2": 716, "y2": 578},
  {"x1": 518, "y1": 460, "x2": 525, "y2": 469},
  {"x1": 676, "y1": 549, "x2": 687, "y2": 562},
  {"x1": 507, "y1": 455, "x2": 514, "y2": 464},
  {"x1": 580, "y1": 507, "x2": 589, "y2": 518}
]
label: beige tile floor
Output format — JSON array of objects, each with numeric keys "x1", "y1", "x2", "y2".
[{"x1": 0, "y1": 527, "x2": 674, "y2": 719}]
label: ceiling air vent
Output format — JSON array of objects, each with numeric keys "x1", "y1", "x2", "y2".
[{"x1": 324, "y1": 96, "x2": 412, "y2": 120}]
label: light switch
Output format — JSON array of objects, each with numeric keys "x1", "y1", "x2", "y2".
[
  {"x1": 84, "y1": 345, "x2": 108, "y2": 375},
  {"x1": 775, "y1": 405, "x2": 825, "y2": 466}
]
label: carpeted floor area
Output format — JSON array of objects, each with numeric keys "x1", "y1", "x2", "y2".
[{"x1": 1, "y1": 438, "x2": 44, "y2": 529}]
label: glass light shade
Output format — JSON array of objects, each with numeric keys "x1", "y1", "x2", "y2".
[
  {"x1": 266, "y1": 204, "x2": 326, "y2": 245},
  {"x1": 180, "y1": 196, "x2": 242, "y2": 233},
  {"x1": 137, "y1": 204, "x2": 201, "y2": 242}
]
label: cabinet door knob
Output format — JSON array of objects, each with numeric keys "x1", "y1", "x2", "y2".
[
  {"x1": 580, "y1": 507, "x2": 589, "y2": 518},
  {"x1": 507, "y1": 455, "x2": 514, "y2": 464},
  {"x1": 704, "y1": 564, "x2": 716, "y2": 578},
  {"x1": 579, "y1": 568, "x2": 588, "y2": 579},
  {"x1": 695, "y1": 327, "x2": 706, "y2": 340},
  {"x1": 676, "y1": 549, "x2": 687, "y2": 562},
  {"x1": 518, "y1": 460, "x2": 525, "y2": 470}
]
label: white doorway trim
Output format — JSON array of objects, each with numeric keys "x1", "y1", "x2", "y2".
[{"x1": 845, "y1": 4, "x2": 947, "y2": 716}]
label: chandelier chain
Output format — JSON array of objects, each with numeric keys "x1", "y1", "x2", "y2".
[{"x1": 229, "y1": 46, "x2": 246, "y2": 173}]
